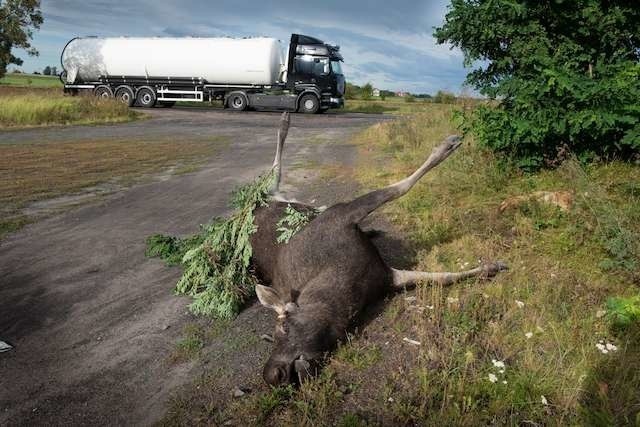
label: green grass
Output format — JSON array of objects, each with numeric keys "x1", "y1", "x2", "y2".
[
  {"x1": 0, "y1": 92, "x2": 137, "y2": 128},
  {"x1": 0, "y1": 73, "x2": 63, "y2": 88},
  {"x1": 169, "y1": 324, "x2": 206, "y2": 364}
]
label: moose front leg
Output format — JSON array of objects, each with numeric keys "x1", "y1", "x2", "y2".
[{"x1": 390, "y1": 261, "x2": 508, "y2": 289}]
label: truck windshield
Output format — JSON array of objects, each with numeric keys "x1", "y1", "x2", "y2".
[
  {"x1": 294, "y1": 56, "x2": 330, "y2": 76},
  {"x1": 331, "y1": 61, "x2": 343, "y2": 75}
]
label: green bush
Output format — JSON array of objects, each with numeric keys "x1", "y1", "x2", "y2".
[{"x1": 436, "y1": 0, "x2": 640, "y2": 170}]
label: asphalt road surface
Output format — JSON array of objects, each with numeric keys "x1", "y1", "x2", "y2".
[{"x1": 0, "y1": 108, "x2": 390, "y2": 425}]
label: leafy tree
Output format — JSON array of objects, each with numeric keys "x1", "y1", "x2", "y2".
[
  {"x1": 435, "y1": 0, "x2": 640, "y2": 170},
  {"x1": 42, "y1": 65, "x2": 50, "y2": 75},
  {"x1": 0, "y1": 0, "x2": 43, "y2": 79},
  {"x1": 50, "y1": 65, "x2": 56, "y2": 76},
  {"x1": 360, "y1": 82, "x2": 374, "y2": 100}
]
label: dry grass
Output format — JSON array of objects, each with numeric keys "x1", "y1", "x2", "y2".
[
  {"x1": 0, "y1": 136, "x2": 225, "y2": 238},
  {"x1": 0, "y1": 91, "x2": 137, "y2": 129}
]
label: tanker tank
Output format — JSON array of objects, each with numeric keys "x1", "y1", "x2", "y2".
[{"x1": 61, "y1": 37, "x2": 286, "y2": 86}]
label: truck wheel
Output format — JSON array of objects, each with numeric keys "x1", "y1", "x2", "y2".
[
  {"x1": 94, "y1": 85, "x2": 113, "y2": 99},
  {"x1": 228, "y1": 93, "x2": 248, "y2": 111},
  {"x1": 115, "y1": 86, "x2": 135, "y2": 107},
  {"x1": 136, "y1": 87, "x2": 157, "y2": 108},
  {"x1": 298, "y1": 94, "x2": 320, "y2": 114}
]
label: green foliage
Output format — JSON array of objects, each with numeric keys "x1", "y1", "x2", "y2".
[
  {"x1": 360, "y1": 83, "x2": 374, "y2": 101},
  {"x1": 145, "y1": 234, "x2": 204, "y2": 266},
  {"x1": 0, "y1": 0, "x2": 43, "y2": 79},
  {"x1": 276, "y1": 204, "x2": 317, "y2": 244},
  {"x1": 435, "y1": 0, "x2": 640, "y2": 170},
  {"x1": 607, "y1": 295, "x2": 640, "y2": 329},
  {"x1": 146, "y1": 172, "x2": 274, "y2": 319},
  {"x1": 404, "y1": 94, "x2": 416, "y2": 103}
]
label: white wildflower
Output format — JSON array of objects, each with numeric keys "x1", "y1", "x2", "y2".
[
  {"x1": 525, "y1": 332, "x2": 533, "y2": 339},
  {"x1": 596, "y1": 309, "x2": 607, "y2": 318},
  {"x1": 595, "y1": 343, "x2": 606, "y2": 353},
  {"x1": 388, "y1": 397, "x2": 394, "y2": 402},
  {"x1": 488, "y1": 373, "x2": 498, "y2": 383},
  {"x1": 541, "y1": 395, "x2": 548, "y2": 405},
  {"x1": 515, "y1": 300, "x2": 525, "y2": 308},
  {"x1": 446, "y1": 297, "x2": 459, "y2": 304},
  {"x1": 605, "y1": 343, "x2": 617, "y2": 352},
  {"x1": 499, "y1": 369, "x2": 505, "y2": 374},
  {"x1": 492, "y1": 359, "x2": 506, "y2": 369},
  {"x1": 502, "y1": 380, "x2": 507, "y2": 384},
  {"x1": 426, "y1": 305, "x2": 434, "y2": 310}
]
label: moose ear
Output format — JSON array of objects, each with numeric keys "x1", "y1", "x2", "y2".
[{"x1": 256, "y1": 285, "x2": 286, "y2": 316}]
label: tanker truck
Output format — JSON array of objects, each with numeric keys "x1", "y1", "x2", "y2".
[{"x1": 60, "y1": 34, "x2": 345, "y2": 113}]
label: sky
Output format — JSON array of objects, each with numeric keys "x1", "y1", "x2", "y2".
[{"x1": 14, "y1": 0, "x2": 470, "y2": 94}]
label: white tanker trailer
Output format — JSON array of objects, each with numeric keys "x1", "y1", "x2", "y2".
[{"x1": 61, "y1": 34, "x2": 345, "y2": 113}]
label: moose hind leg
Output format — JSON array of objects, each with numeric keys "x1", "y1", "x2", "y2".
[
  {"x1": 343, "y1": 135, "x2": 462, "y2": 224},
  {"x1": 390, "y1": 261, "x2": 508, "y2": 288}
]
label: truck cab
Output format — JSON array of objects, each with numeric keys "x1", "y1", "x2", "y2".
[{"x1": 286, "y1": 34, "x2": 345, "y2": 113}]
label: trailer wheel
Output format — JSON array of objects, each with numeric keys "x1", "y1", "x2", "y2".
[
  {"x1": 227, "y1": 92, "x2": 248, "y2": 111},
  {"x1": 136, "y1": 87, "x2": 157, "y2": 108},
  {"x1": 115, "y1": 86, "x2": 135, "y2": 107},
  {"x1": 298, "y1": 94, "x2": 320, "y2": 114},
  {"x1": 94, "y1": 86, "x2": 113, "y2": 99}
]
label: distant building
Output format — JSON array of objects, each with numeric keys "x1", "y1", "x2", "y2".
[
  {"x1": 396, "y1": 91, "x2": 407, "y2": 97},
  {"x1": 373, "y1": 88, "x2": 380, "y2": 97}
]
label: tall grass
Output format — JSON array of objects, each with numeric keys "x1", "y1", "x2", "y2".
[{"x1": 0, "y1": 93, "x2": 137, "y2": 128}]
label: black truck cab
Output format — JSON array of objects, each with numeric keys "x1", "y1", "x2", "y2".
[{"x1": 286, "y1": 34, "x2": 345, "y2": 112}]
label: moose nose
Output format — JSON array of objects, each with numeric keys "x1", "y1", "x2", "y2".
[{"x1": 263, "y1": 362, "x2": 291, "y2": 386}]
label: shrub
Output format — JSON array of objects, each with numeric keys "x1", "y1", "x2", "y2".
[{"x1": 435, "y1": 0, "x2": 640, "y2": 170}]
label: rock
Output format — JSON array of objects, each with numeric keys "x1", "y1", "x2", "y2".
[
  {"x1": 232, "y1": 387, "x2": 246, "y2": 398},
  {"x1": 161, "y1": 324, "x2": 170, "y2": 331}
]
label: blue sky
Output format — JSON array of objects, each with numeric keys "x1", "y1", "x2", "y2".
[{"x1": 14, "y1": 0, "x2": 470, "y2": 94}]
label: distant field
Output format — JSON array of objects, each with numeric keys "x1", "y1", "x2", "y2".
[
  {"x1": 343, "y1": 97, "x2": 469, "y2": 114},
  {"x1": 0, "y1": 73, "x2": 63, "y2": 88}
]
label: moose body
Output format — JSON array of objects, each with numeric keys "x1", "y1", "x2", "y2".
[{"x1": 250, "y1": 113, "x2": 506, "y2": 386}]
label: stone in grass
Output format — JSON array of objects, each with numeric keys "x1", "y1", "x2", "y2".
[{"x1": 232, "y1": 387, "x2": 250, "y2": 398}]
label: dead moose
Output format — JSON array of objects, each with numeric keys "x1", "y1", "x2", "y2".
[{"x1": 250, "y1": 112, "x2": 507, "y2": 386}]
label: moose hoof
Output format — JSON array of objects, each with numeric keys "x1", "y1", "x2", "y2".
[{"x1": 482, "y1": 261, "x2": 509, "y2": 278}]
